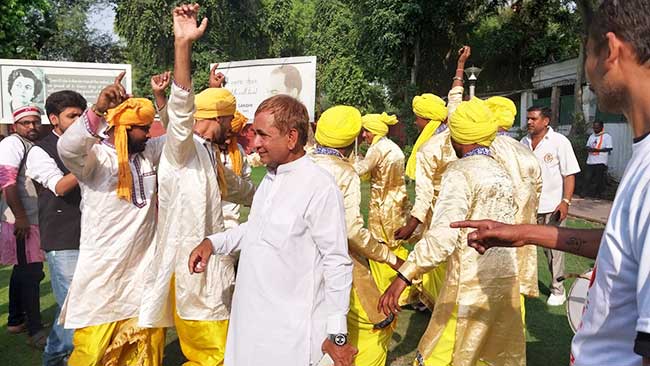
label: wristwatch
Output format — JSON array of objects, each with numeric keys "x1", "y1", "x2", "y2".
[
  {"x1": 328, "y1": 333, "x2": 348, "y2": 346},
  {"x1": 562, "y1": 198, "x2": 572, "y2": 206}
]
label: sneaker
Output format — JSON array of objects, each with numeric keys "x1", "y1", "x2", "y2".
[{"x1": 547, "y1": 292, "x2": 566, "y2": 306}]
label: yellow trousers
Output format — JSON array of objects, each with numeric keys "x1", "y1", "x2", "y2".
[
  {"x1": 348, "y1": 287, "x2": 393, "y2": 366},
  {"x1": 170, "y1": 277, "x2": 229, "y2": 366},
  {"x1": 416, "y1": 295, "x2": 526, "y2": 366},
  {"x1": 69, "y1": 318, "x2": 165, "y2": 366},
  {"x1": 419, "y1": 263, "x2": 447, "y2": 308},
  {"x1": 370, "y1": 246, "x2": 413, "y2": 304}
]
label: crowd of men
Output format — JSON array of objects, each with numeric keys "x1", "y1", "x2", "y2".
[{"x1": 0, "y1": 1, "x2": 647, "y2": 366}]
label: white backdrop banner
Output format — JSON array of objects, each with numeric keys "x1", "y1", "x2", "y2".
[
  {"x1": 0, "y1": 59, "x2": 131, "y2": 124},
  {"x1": 212, "y1": 56, "x2": 317, "y2": 122}
]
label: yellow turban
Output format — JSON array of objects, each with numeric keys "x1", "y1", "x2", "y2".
[
  {"x1": 315, "y1": 105, "x2": 362, "y2": 148},
  {"x1": 227, "y1": 111, "x2": 248, "y2": 176},
  {"x1": 412, "y1": 93, "x2": 447, "y2": 122},
  {"x1": 449, "y1": 97, "x2": 497, "y2": 147},
  {"x1": 486, "y1": 96, "x2": 517, "y2": 130},
  {"x1": 194, "y1": 88, "x2": 236, "y2": 120},
  {"x1": 105, "y1": 98, "x2": 155, "y2": 201},
  {"x1": 361, "y1": 112, "x2": 398, "y2": 145}
]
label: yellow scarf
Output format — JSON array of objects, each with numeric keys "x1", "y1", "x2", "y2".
[
  {"x1": 362, "y1": 112, "x2": 398, "y2": 145},
  {"x1": 405, "y1": 120, "x2": 441, "y2": 180},
  {"x1": 227, "y1": 111, "x2": 248, "y2": 176}
]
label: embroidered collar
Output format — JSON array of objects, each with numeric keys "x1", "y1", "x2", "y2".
[
  {"x1": 314, "y1": 145, "x2": 344, "y2": 158},
  {"x1": 435, "y1": 123, "x2": 448, "y2": 135},
  {"x1": 497, "y1": 131, "x2": 510, "y2": 136},
  {"x1": 463, "y1": 146, "x2": 491, "y2": 158}
]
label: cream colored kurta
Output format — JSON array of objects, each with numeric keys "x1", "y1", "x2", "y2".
[
  {"x1": 139, "y1": 84, "x2": 255, "y2": 327},
  {"x1": 220, "y1": 143, "x2": 252, "y2": 229},
  {"x1": 491, "y1": 134, "x2": 543, "y2": 298},
  {"x1": 57, "y1": 112, "x2": 165, "y2": 329},
  {"x1": 353, "y1": 137, "x2": 409, "y2": 245},
  {"x1": 400, "y1": 156, "x2": 525, "y2": 366},
  {"x1": 311, "y1": 152, "x2": 396, "y2": 322}
]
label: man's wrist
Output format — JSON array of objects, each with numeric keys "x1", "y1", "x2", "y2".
[
  {"x1": 562, "y1": 198, "x2": 572, "y2": 206},
  {"x1": 328, "y1": 333, "x2": 348, "y2": 346}
]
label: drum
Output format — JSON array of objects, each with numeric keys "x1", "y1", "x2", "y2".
[{"x1": 566, "y1": 269, "x2": 594, "y2": 333}]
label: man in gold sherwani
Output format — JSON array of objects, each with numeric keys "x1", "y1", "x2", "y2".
[
  {"x1": 311, "y1": 105, "x2": 402, "y2": 366},
  {"x1": 379, "y1": 97, "x2": 525, "y2": 366},
  {"x1": 486, "y1": 96, "x2": 542, "y2": 321},
  {"x1": 353, "y1": 112, "x2": 411, "y2": 300}
]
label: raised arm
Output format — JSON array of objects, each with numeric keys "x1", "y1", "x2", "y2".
[
  {"x1": 151, "y1": 71, "x2": 171, "y2": 129},
  {"x1": 447, "y1": 46, "x2": 470, "y2": 116}
]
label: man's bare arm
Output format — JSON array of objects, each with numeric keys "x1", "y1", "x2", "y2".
[
  {"x1": 450, "y1": 220, "x2": 603, "y2": 260},
  {"x1": 54, "y1": 174, "x2": 79, "y2": 196}
]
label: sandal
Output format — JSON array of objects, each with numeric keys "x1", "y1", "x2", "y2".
[{"x1": 27, "y1": 329, "x2": 49, "y2": 350}]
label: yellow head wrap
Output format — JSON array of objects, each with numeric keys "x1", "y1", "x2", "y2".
[
  {"x1": 412, "y1": 93, "x2": 447, "y2": 122},
  {"x1": 315, "y1": 105, "x2": 362, "y2": 148},
  {"x1": 449, "y1": 97, "x2": 497, "y2": 147},
  {"x1": 194, "y1": 88, "x2": 236, "y2": 120},
  {"x1": 105, "y1": 98, "x2": 155, "y2": 201},
  {"x1": 361, "y1": 112, "x2": 398, "y2": 145},
  {"x1": 227, "y1": 111, "x2": 248, "y2": 176},
  {"x1": 486, "y1": 96, "x2": 517, "y2": 131},
  {"x1": 405, "y1": 94, "x2": 447, "y2": 179}
]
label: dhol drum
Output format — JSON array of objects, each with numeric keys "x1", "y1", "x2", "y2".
[{"x1": 563, "y1": 269, "x2": 594, "y2": 333}]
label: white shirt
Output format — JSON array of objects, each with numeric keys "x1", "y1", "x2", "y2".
[
  {"x1": 220, "y1": 144, "x2": 252, "y2": 229},
  {"x1": 521, "y1": 127, "x2": 580, "y2": 213},
  {"x1": 208, "y1": 155, "x2": 352, "y2": 366},
  {"x1": 571, "y1": 134, "x2": 650, "y2": 366},
  {"x1": 0, "y1": 134, "x2": 39, "y2": 224},
  {"x1": 57, "y1": 112, "x2": 165, "y2": 328},
  {"x1": 26, "y1": 131, "x2": 64, "y2": 195},
  {"x1": 586, "y1": 132, "x2": 613, "y2": 166}
]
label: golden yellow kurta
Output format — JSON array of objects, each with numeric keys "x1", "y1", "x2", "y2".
[
  {"x1": 400, "y1": 156, "x2": 525, "y2": 366},
  {"x1": 311, "y1": 152, "x2": 396, "y2": 366},
  {"x1": 490, "y1": 134, "x2": 543, "y2": 298},
  {"x1": 354, "y1": 137, "x2": 411, "y2": 301}
]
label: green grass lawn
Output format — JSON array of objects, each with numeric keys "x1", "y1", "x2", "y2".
[{"x1": 0, "y1": 167, "x2": 599, "y2": 365}]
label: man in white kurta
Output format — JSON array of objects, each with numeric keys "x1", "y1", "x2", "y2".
[
  {"x1": 189, "y1": 94, "x2": 355, "y2": 366},
  {"x1": 57, "y1": 80, "x2": 166, "y2": 365}
]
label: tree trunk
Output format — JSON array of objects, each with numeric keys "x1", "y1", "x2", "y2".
[
  {"x1": 571, "y1": 41, "x2": 587, "y2": 136},
  {"x1": 411, "y1": 36, "x2": 420, "y2": 86},
  {"x1": 551, "y1": 85, "x2": 561, "y2": 128}
]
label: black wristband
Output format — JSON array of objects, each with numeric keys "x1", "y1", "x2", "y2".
[{"x1": 397, "y1": 271, "x2": 412, "y2": 286}]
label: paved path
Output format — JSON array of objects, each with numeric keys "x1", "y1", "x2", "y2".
[{"x1": 569, "y1": 197, "x2": 612, "y2": 225}]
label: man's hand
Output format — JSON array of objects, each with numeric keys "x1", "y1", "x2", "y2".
[
  {"x1": 151, "y1": 71, "x2": 171, "y2": 96},
  {"x1": 450, "y1": 220, "x2": 526, "y2": 254},
  {"x1": 394, "y1": 219, "x2": 418, "y2": 240},
  {"x1": 209, "y1": 64, "x2": 226, "y2": 88},
  {"x1": 322, "y1": 339, "x2": 357, "y2": 366},
  {"x1": 458, "y1": 45, "x2": 471, "y2": 65},
  {"x1": 378, "y1": 276, "x2": 409, "y2": 316},
  {"x1": 173, "y1": 3, "x2": 208, "y2": 44},
  {"x1": 13, "y1": 215, "x2": 30, "y2": 240},
  {"x1": 554, "y1": 201, "x2": 570, "y2": 221},
  {"x1": 188, "y1": 238, "x2": 213, "y2": 274},
  {"x1": 95, "y1": 72, "x2": 128, "y2": 114}
]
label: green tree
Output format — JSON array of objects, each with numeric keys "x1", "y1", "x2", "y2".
[{"x1": 0, "y1": 0, "x2": 53, "y2": 59}]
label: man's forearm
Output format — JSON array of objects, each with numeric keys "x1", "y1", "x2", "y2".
[
  {"x1": 174, "y1": 40, "x2": 193, "y2": 90},
  {"x1": 519, "y1": 225, "x2": 602, "y2": 259},
  {"x1": 563, "y1": 174, "x2": 576, "y2": 201},
  {"x1": 4, "y1": 185, "x2": 27, "y2": 219}
]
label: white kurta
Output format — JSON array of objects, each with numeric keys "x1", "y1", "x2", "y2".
[
  {"x1": 208, "y1": 155, "x2": 352, "y2": 365},
  {"x1": 220, "y1": 144, "x2": 252, "y2": 229},
  {"x1": 139, "y1": 84, "x2": 255, "y2": 327},
  {"x1": 57, "y1": 112, "x2": 165, "y2": 329}
]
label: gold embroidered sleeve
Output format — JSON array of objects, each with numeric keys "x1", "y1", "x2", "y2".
[
  {"x1": 400, "y1": 167, "x2": 470, "y2": 280},
  {"x1": 410, "y1": 148, "x2": 437, "y2": 223},
  {"x1": 353, "y1": 144, "x2": 381, "y2": 177},
  {"x1": 344, "y1": 173, "x2": 397, "y2": 265}
]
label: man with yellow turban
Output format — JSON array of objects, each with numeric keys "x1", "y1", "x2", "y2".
[
  {"x1": 379, "y1": 97, "x2": 525, "y2": 366},
  {"x1": 138, "y1": 5, "x2": 255, "y2": 366},
  {"x1": 218, "y1": 111, "x2": 253, "y2": 229},
  {"x1": 311, "y1": 105, "x2": 401, "y2": 366},
  {"x1": 486, "y1": 96, "x2": 542, "y2": 319},
  {"x1": 394, "y1": 46, "x2": 471, "y2": 309},
  {"x1": 353, "y1": 112, "x2": 412, "y2": 304},
  {"x1": 57, "y1": 72, "x2": 166, "y2": 365}
]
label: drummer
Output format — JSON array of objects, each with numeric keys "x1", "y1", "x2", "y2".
[{"x1": 451, "y1": 1, "x2": 650, "y2": 365}]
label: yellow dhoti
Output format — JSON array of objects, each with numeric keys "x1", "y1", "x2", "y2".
[
  {"x1": 369, "y1": 245, "x2": 413, "y2": 304},
  {"x1": 171, "y1": 276, "x2": 229, "y2": 366},
  {"x1": 68, "y1": 318, "x2": 165, "y2": 366},
  {"x1": 348, "y1": 287, "x2": 394, "y2": 366}
]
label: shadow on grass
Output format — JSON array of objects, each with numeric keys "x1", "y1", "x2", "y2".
[
  {"x1": 387, "y1": 308, "x2": 430, "y2": 364},
  {"x1": 163, "y1": 335, "x2": 186, "y2": 366},
  {"x1": 525, "y1": 293, "x2": 574, "y2": 366}
]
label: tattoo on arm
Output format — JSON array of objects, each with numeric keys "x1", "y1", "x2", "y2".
[{"x1": 565, "y1": 236, "x2": 586, "y2": 255}]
